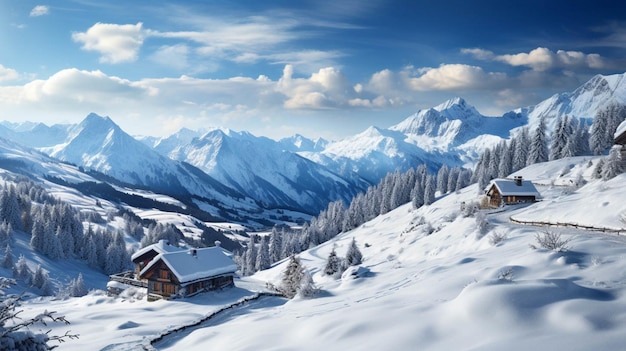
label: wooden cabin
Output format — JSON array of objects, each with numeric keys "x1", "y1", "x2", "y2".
[
  {"x1": 126, "y1": 240, "x2": 237, "y2": 301},
  {"x1": 485, "y1": 176, "x2": 540, "y2": 208}
]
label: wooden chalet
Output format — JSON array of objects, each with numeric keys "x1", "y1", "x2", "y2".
[
  {"x1": 485, "y1": 176, "x2": 541, "y2": 208},
  {"x1": 109, "y1": 240, "x2": 237, "y2": 301}
]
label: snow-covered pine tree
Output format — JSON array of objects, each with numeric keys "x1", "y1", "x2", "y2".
[
  {"x1": 410, "y1": 177, "x2": 424, "y2": 209},
  {"x1": 437, "y1": 165, "x2": 449, "y2": 194},
  {"x1": 346, "y1": 237, "x2": 363, "y2": 266},
  {"x1": 31, "y1": 264, "x2": 47, "y2": 289},
  {"x1": 268, "y1": 227, "x2": 282, "y2": 264},
  {"x1": 323, "y1": 247, "x2": 342, "y2": 276},
  {"x1": 601, "y1": 146, "x2": 624, "y2": 180},
  {"x1": 512, "y1": 127, "x2": 531, "y2": 172},
  {"x1": 68, "y1": 273, "x2": 88, "y2": 297},
  {"x1": 245, "y1": 235, "x2": 258, "y2": 275},
  {"x1": 498, "y1": 141, "x2": 513, "y2": 178},
  {"x1": 255, "y1": 235, "x2": 271, "y2": 271},
  {"x1": 423, "y1": 174, "x2": 436, "y2": 206},
  {"x1": 1, "y1": 244, "x2": 13, "y2": 269},
  {"x1": 298, "y1": 268, "x2": 317, "y2": 298},
  {"x1": 528, "y1": 118, "x2": 549, "y2": 165},
  {"x1": 280, "y1": 255, "x2": 304, "y2": 298}
]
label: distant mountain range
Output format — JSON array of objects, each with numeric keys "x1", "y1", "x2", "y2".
[{"x1": 1, "y1": 72, "x2": 625, "y2": 220}]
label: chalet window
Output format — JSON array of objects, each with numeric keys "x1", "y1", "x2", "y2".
[
  {"x1": 164, "y1": 284, "x2": 176, "y2": 295},
  {"x1": 154, "y1": 282, "x2": 162, "y2": 292},
  {"x1": 159, "y1": 269, "x2": 170, "y2": 280}
]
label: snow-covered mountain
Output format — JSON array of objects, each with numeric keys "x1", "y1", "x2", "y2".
[
  {"x1": 300, "y1": 97, "x2": 525, "y2": 182},
  {"x1": 520, "y1": 73, "x2": 626, "y2": 130},
  {"x1": 38, "y1": 114, "x2": 239, "y2": 201},
  {"x1": 278, "y1": 134, "x2": 328, "y2": 153},
  {"x1": 151, "y1": 128, "x2": 368, "y2": 212}
]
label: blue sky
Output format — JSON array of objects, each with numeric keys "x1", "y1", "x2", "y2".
[{"x1": 1, "y1": 0, "x2": 626, "y2": 140}]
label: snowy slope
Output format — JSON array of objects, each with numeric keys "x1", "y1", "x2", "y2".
[{"x1": 17, "y1": 157, "x2": 626, "y2": 351}]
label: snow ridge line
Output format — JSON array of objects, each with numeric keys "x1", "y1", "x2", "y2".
[
  {"x1": 509, "y1": 217, "x2": 626, "y2": 235},
  {"x1": 140, "y1": 292, "x2": 283, "y2": 350}
]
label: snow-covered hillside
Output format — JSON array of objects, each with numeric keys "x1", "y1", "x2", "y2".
[{"x1": 15, "y1": 157, "x2": 626, "y2": 351}]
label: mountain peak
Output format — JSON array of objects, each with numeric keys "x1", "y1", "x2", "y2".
[{"x1": 434, "y1": 97, "x2": 467, "y2": 112}]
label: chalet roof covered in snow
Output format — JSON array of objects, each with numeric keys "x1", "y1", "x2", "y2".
[
  {"x1": 488, "y1": 178, "x2": 541, "y2": 197},
  {"x1": 139, "y1": 246, "x2": 237, "y2": 285},
  {"x1": 615, "y1": 120, "x2": 626, "y2": 145},
  {"x1": 131, "y1": 239, "x2": 183, "y2": 262}
]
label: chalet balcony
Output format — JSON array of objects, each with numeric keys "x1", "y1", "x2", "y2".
[{"x1": 108, "y1": 270, "x2": 148, "y2": 289}]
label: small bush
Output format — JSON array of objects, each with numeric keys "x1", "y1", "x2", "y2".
[
  {"x1": 532, "y1": 230, "x2": 572, "y2": 251},
  {"x1": 497, "y1": 268, "x2": 514, "y2": 281},
  {"x1": 488, "y1": 231, "x2": 507, "y2": 246}
]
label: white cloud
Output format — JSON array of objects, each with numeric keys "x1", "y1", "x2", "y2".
[
  {"x1": 277, "y1": 65, "x2": 354, "y2": 109},
  {"x1": 465, "y1": 47, "x2": 609, "y2": 71},
  {"x1": 29, "y1": 5, "x2": 49, "y2": 17},
  {"x1": 407, "y1": 64, "x2": 507, "y2": 91},
  {"x1": 150, "y1": 44, "x2": 190, "y2": 70},
  {"x1": 460, "y1": 48, "x2": 494, "y2": 60},
  {"x1": 0, "y1": 65, "x2": 19, "y2": 82},
  {"x1": 72, "y1": 23, "x2": 146, "y2": 64}
]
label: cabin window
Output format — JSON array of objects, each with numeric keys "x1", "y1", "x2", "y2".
[
  {"x1": 154, "y1": 282, "x2": 162, "y2": 292},
  {"x1": 159, "y1": 269, "x2": 170, "y2": 280},
  {"x1": 164, "y1": 284, "x2": 176, "y2": 295}
]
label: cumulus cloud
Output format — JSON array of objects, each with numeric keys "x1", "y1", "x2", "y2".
[
  {"x1": 0, "y1": 65, "x2": 19, "y2": 82},
  {"x1": 277, "y1": 65, "x2": 355, "y2": 109},
  {"x1": 407, "y1": 64, "x2": 507, "y2": 91},
  {"x1": 29, "y1": 5, "x2": 49, "y2": 17},
  {"x1": 463, "y1": 47, "x2": 609, "y2": 71},
  {"x1": 72, "y1": 23, "x2": 147, "y2": 64}
]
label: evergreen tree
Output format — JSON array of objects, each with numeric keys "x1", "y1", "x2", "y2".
[
  {"x1": 423, "y1": 174, "x2": 436, "y2": 206},
  {"x1": 498, "y1": 141, "x2": 513, "y2": 178},
  {"x1": 528, "y1": 118, "x2": 549, "y2": 165},
  {"x1": 69, "y1": 273, "x2": 88, "y2": 297},
  {"x1": 268, "y1": 227, "x2": 282, "y2": 264},
  {"x1": 437, "y1": 165, "x2": 449, "y2": 194},
  {"x1": 513, "y1": 127, "x2": 531, "y2": 172},
  {"x1": 255, "y1": 235, "x2": 271, "y2": 271},
  {"x1": 245, "y1": 235, "x2": 258, "y2": 275},
  {"x1": 298, "y1": 268, "x2": 317, "y2": 298},
  {"x1": 280, "y1": 255, "x2": 305, "y2": 299},
  {"x1": 602, "y1": 146, "x2": 624, "y2": 180},
  {"x1": 410, "y1": 177, "x2": 424, "y2": 209},
  {"x1": 1, "y1": 244, "x2": 13, "y2": 269},
  {"x1": 593, "y1": 158, "x2": 605, "y2": 179},
  {"x1": 31, "y1": 264, "x2": 47, "y2": 290},
  {"x1": 323, "y1": 247, "x2": 342, "y2": 276},
  {"x1": 346, "y1": 238, "x2": 363, "y2": 266},
  {"x1": 14, "y1": 254, "x2": 31, "y2": 283}
]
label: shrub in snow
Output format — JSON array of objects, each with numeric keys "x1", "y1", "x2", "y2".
[
  {"x1": 497, "y1": 268, "x2": 514, "y2": 281},
  {"x1": 475, "y1": 211, "x2": 489, "y2": 239},
  {"x1": 277, "y1": 255, "x2": 317, "y2": 299},
  {"x1": 0, "y1": 279, "x2": 78, "y2": 350},
  {"x1": 345, "y1": 238, "x2": 363, "y2": 266},
  {"x1": 462, "y1": 201, "x2": 479, "y2": 217},
  {"x1": 488, "y1": 231, "x2": 507, "y2": 246},
  {"x1": 65, "y1": 273, "x2": 87, "y2": 298},
  {"x1": 531, "y1": 230, "x2": 572, "y2": 252}
]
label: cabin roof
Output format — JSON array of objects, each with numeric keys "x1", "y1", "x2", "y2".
[
  {"x1": 615, "y1": 120, "x2": 626, "y2": 145},
  {"x1": 139, "y1": 246, "x2": 237, "y2": 285},
  {"x1": 489, "y1": 179, "x2": 541, "y2": 197},
  {"x1": 131, "y1": 239, "x2": 183, "y2": 262}
]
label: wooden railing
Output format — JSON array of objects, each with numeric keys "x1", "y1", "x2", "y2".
[
  {"x1": 509, "y1": 217, "x2": 626, "y2": 235},
  {"x1": 109, "y1": 271, "x2": 148, "y2": 288}
]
